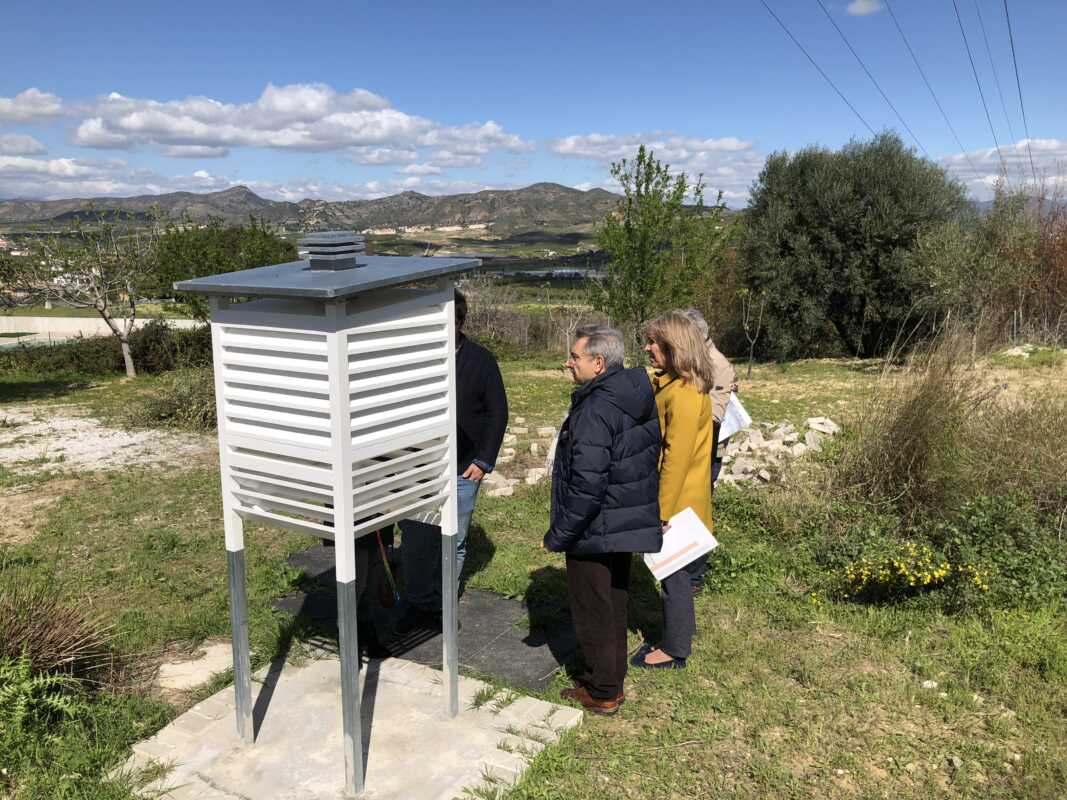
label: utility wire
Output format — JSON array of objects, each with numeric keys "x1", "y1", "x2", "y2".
[
  {"x1": 814, "y1": 0, "x2": 928, "y2": 156},
  {"x1": 951, "y1": 0, "x2": 1007, "y2": 173},
  {"x1": 973, "y1": 0, "x2": 1017, "y2": 144},
  {"x1": 758, "y1": 0, "x2": 876, "y2": 137},
  {"x1": 883, "y1": 0, "x2": 982, "y2": 180},
  {"x1": 1003, "y1": 0, "x2": 1039, "y2": 184}
]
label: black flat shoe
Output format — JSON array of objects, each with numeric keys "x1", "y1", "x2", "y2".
[
  {"x1": 631, "y1": 641, "x2": 655, "y2": 660},
  {"x1": 630, "y1": 649, "x2": 687, "y2": 670}
]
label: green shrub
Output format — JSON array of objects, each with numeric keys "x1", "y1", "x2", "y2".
[
  {"x1": 124, "y1": 367, "x2": 216, "y2": 431},
  {"x1": 817, "y1": 496, "x2": 1066, "y2": 611},
  {"x1": 0, "y1": 655, "x2": 86, "y2": 734},
  {"x1": 0, "y1": 320, "x2": 211, "y2": 377}
]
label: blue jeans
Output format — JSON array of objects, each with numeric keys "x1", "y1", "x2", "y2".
[{"x1": 399, "y1": 476, "x2": 480, "y2": 611}]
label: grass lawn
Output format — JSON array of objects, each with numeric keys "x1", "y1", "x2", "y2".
[{"x1": 2, "y1": 354, "x2": 1065, "y2": 798}]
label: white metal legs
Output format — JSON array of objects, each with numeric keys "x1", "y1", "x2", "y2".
[
  {"x1": 226, "y1": 548, "x2": 253, "y2": 745},
  {"x1": 336, "y1": 579, "x2": 364, "y2": 797},
  {"x1": 442, "y1": 533, "x2": 459, "y2": 718}
]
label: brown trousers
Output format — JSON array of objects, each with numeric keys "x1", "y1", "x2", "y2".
[{"x1": 565, "y1": 552, "x2": 633, "y2": 700}]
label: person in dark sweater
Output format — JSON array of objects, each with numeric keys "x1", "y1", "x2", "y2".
[
  {"x1": 543, "y1": 325, "x2": 662, "y2": 715},
  {"x1": 397, "y1": 289, "x2": 508, "y2": 632}
]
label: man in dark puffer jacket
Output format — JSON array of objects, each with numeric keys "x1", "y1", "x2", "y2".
[{"x1": 543, "y1": 325, "x2": 661, "y2": 715}]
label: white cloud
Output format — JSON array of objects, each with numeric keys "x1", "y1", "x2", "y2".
[
  {"x1": 0, "y1": 134, "x2": 46, "y2": 156},
  {"x1": 550, "y1": 131, "x2": 764, "y2": 205},
  {"x1": 351, "y1": 146, "x2": 418, "y2": 165},
  {"x1": 846, "y1": 0, "x2": 885, "y2": 16},
  {"x1": 161, "y1": 144, "x2": 229, "y2": 158},
  {"x1": 64, "y1": 83, "x2": 530, "y2": 165},
  {"x1": 0, "y1": 154, "x2": 512, "y2": 203},
  {"x1": 939, "y1": 138, "x2": 1067, "y2": 199},
  {"x1": 398, "y1": 163, "x2": 442, "y2": 175},
  {"x1": 0, "y1": 89, "x2": 64, "y2": 124}
]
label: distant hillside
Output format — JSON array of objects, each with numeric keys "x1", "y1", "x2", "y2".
[{"x1": 0, "y1": 183, "x2": 621, "y2": 232}]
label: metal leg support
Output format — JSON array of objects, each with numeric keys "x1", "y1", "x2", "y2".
[
  {"x1": 442, "y1": 533, "x2": 459, "y2": 718},
  {"x1": 337, "y1": 579, "x2": 364, "y2": 797},
  {"x1": 226, "y1": 549, "x2": 253, "y2": 744}
]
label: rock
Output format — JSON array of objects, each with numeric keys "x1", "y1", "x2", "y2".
[
  {"x1": 739, "y1": 441, "x2": 751, "y2": 453},
  {"x1": 721, "y1": 453, "x2": 733, "y2": 465},
  {"x1": 495, "y1": 455, "x2": 514, "y2": 465},
  {"x1": 514, "y1": 416, "x2": 526, "y2": 424},
  {"x1": 529, "y1": 442, "x2": 540, "y2": 457},
  {"x1": 804, "y1": 430, "x2": 824, "y2": 451},
  {"x1": 1011, "y1": 753, "x2": 1022, "y2": 763},
  {"x1": 499, "y1": 447, "x2": 516, "y2": 458},
  {"x1": 757, "y1": 469, "x2": 772, "y2": 483},
  {"x1": 502, "y1": 433, "x2": 517, "y2": 446},
  {"x1": 525, "y1": 468, "x2": 548, "y2": 485},
  {"x1": 921, "y1": 679, "x2": 939, "y2": 690},
  {"x1": 782, "y1": 431, "x2": 799, "y2": 444},
  {"x1": 536, "y1": 426, "x2": 555, "y2": 437},
  {"x1": 487, "y1": 486, "x2": 514, "y2": 498},
  {"x1": 511, "y1": 426, "x2": 529, "y2": 435},
  {"x1": 731, "y1": 459, "x2": 756, "y2": 476},
  {"x1": 789, "y1": 443, "x2": 808, "y2": 458},
  {"x1": 725, "y1": 443, "x2": 740, "y2": 456},
  {"x1": 948, "y1": 756, "x2": 964, "y2": 771},
  {"x1": 807, "y1": 417, "x2": 841, "y2": 436},
  {"x1": 747, "y1": 428, "x2": 765, "y2": 446}
]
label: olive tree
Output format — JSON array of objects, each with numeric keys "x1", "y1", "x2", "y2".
[
  {"x1": 11, "y1": 215, "x2": 159, "y2": 377},
  {"x1": 740, "y1": 133, "x2": 969, "y2": 359}
]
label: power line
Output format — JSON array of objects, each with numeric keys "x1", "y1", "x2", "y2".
[
  {"x1": 973, "y1": 0, "x2": 1016, "y2": 144},
  {"x1": 758, "y1": 0, "x2": 876, "y2": 137},
  {"x1": 813, "y1": 0, "x2": 928, "y2": 156},
  {"x1": 951, "y1": 0, "x2": 1007, "y2": 174},
  {"x1": 883, "y1": 0, "x2": 981, "y2": 180},
  {"x1": 1003, "y1": 0, "x2": 1039, "y2": 184}
]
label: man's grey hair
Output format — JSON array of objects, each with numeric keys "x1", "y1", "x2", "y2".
[
  {"x1": 682, "y1": 308, "x2": 709, "y2": 339},
  {"x1": 574, "y1": 324, "x2": 625, "y2": 369}
]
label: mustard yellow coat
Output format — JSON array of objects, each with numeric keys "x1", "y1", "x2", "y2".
[{"x1": 651, "y1": 371, "x2": 714, "y2": 532}]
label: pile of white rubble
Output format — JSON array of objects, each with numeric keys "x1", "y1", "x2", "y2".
[
  {"x1": 482, "y1": 415, "x2": 842, "y2": 497},
  {"x1": 718, "y1": 416, "x2": 841, "y2": 486}
]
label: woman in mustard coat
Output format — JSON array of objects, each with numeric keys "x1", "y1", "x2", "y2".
[{"x1": 632, "y1": 311, "x2": 715, "y2": 669}]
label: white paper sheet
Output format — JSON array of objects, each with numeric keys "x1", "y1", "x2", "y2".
[
  {"x1": 643, "y1": 506, "x2": 719, "y2": 581},
  {"x1": 718, "y1": 392, "x2": 751, "y2": 442}
]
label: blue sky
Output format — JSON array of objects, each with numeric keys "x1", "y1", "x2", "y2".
[{"x1": 1, "y1": 0, "x2": 1064, "y2": 205}]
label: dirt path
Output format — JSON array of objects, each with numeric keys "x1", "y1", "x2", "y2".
[{"x1": 0, "y1": 404, "x2": 214, "y2": 545}]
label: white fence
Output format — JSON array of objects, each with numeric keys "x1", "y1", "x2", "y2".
[{"x1": 0, "y1": 315, "x2": 201, "y2": 343}]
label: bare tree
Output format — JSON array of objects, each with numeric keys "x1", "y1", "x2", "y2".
[
  {"x1": 540, "y1": 283, "x2": 587, "y2": 354},
  {"x1": 11, "y1": 214, "x2": 159, "y2": 377},
  {"x1": 740, "y1": 288, "x2": 765, "y2": 378}
]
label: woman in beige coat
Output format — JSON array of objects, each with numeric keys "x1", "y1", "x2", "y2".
[{"x1": 632, "y1": 311, "x2": 715, "y2": 669}]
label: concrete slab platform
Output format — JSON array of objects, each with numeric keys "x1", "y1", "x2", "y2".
[{"x1": 116, "y1": 656, "x2": 581, "y2": 800}]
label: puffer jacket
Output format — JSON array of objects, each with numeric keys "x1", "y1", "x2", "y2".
[{"x1": 543, "y1": 366, "x2": 662, "y2": 555}]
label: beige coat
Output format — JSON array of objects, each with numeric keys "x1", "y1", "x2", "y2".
[{"x1": 705, "y1": 340, "x2": 737, "y2": 424}]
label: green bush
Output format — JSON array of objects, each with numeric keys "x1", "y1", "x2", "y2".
[
  {"x1": 124, "y1": 367, "x2": 216, "y2": 431},
  {"x1": 0, "y1": 320, "x2": 211, "y2": 377},
  {"x1": 0, "y1": 655, "x2": 86, "y2": 734}
]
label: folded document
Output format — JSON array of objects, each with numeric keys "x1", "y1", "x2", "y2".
[{"x1": 643, "y1": 507, "x2": 719, "y2": 581}]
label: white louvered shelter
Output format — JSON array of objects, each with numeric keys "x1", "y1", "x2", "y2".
[{"x1": 175, "y1": 236, "x2": 479, "y2": 798}]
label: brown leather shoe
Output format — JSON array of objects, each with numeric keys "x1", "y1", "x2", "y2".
[
  {"x1": 560, "y1": 685, "x2": 621, "y2": 715},
  {"x1": 565, "y1": 680, "x2": 625, "y2": 705}
]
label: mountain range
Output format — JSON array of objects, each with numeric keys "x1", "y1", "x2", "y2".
[{"x1": 0, "y1": 183, "x2": 621, "y2": 232}]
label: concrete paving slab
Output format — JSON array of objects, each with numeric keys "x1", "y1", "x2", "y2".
[
  {"x1": 157, "y1": 642, "x2": 234, "y2": 691},
  {"x1": 121, "y1": 655, "x2": 581, "y2": 800}
]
